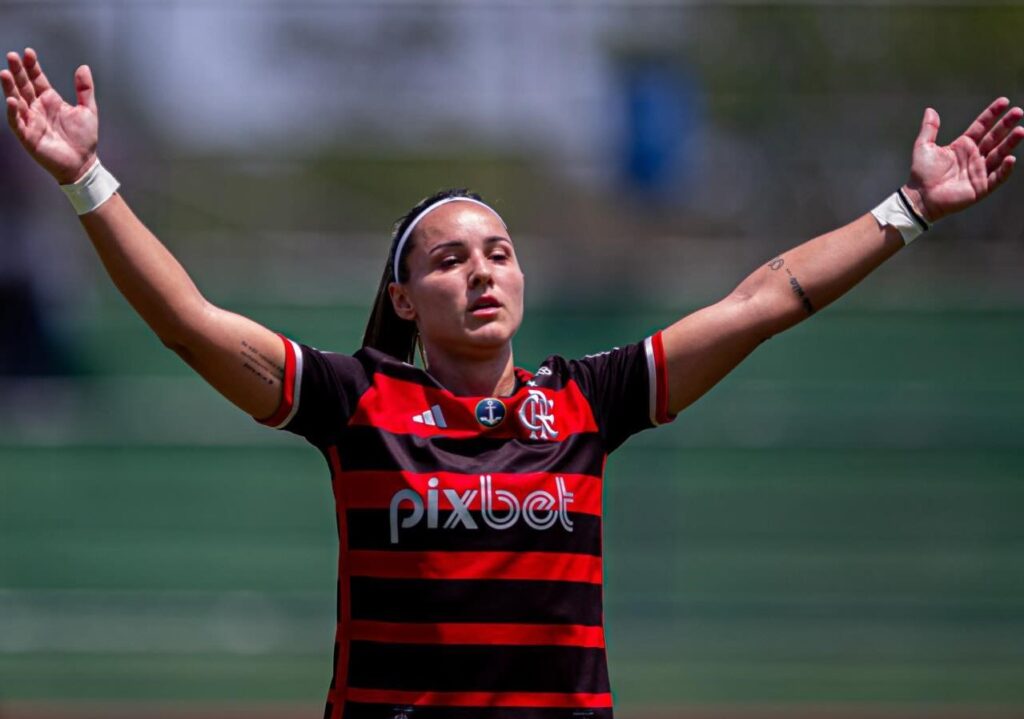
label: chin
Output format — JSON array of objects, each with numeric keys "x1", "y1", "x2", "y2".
[
  {"x1": 463, "y1": 319, "x2": 518, "y2": 349},
  {"x1": 468, "y1": 327, "x2": 515, "y2": 348}
]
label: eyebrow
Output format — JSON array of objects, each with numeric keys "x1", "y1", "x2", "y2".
[{"x1": 427, "y1": 236, "x2": 513, "y2": 254}]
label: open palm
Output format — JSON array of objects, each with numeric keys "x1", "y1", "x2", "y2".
[
  {"x1": 908, "y1": 99, "x2": 1023, "y2": 222},
  {"x1": 2, "y1": 48, "x2": 98, "y2": 184}
]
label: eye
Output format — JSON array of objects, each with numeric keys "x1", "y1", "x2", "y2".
[{"x1": 439, "y1": 255, "x2": 462, "y2": 268}]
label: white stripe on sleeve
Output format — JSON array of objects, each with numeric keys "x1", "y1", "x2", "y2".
[{"x1": 643, "y1": 335, "x2": 658, "y2": 426}]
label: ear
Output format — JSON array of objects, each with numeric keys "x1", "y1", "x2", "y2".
[{"x1": 388, "y1": 282, "x2": 417, "y2": 321}]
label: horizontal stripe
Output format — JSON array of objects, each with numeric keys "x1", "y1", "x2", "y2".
[
  {"x1": 342, "y1": 702, "x2": 612, "y2": 719},
  {"x1": 349, "y1": 620, "x2": 605, "y2": 647},
  {"x1": 335, "y1": 426, "x2": 607, "y2": 475},
  {"x1": 349, "y1": 373, "x2": 599, "y2": 440},
  {"x1": 346, "y1": 509, "x2": 601, "y2": 555},
  {"x1": 344, "y1": 689, "x2": 613, "y2": 710},
  {"x1": 349, "y1": 577, "x2": 604, "y2": 626},
  {"x1": 347, "y1": 641, "x2": 610, "y2": 693},
  {"x1": 347, "y1": 550, "x2": 602, "y2": 584},
  {"x1": 338, "y1": 470, "x2": 602, "y2": 516}
]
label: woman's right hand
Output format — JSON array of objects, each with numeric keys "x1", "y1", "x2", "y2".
[{"x1": 1, "y1": 48, "x2": 99, "y2": 184}]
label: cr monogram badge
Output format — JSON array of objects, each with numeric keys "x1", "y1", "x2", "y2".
[{"x1": 518, "y1": 389, "x2": 558, "y2": 440}]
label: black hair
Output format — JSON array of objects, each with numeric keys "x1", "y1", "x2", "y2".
[{"x1": 361, "y1": 188, "x2": 486, "y2": 363}]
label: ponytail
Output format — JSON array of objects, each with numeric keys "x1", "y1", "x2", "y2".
[
  {"x1": 361, "y1": 188, "x2": 486, "y2": 364},
  {"x1": 361, "y1": 243, "x2": 419, "y2": 363}
]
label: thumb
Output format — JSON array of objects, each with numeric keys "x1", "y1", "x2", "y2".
[
  {"x1": 74, "y1": 65, "x2": 97, "y2": 115},
  {"x1": 915, "y1": 107, "x2": 940, "y2": 146}
]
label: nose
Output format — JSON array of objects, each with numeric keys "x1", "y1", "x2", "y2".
[{"x1": 468, "y1": 251, "x2": 493, "y2": 288}]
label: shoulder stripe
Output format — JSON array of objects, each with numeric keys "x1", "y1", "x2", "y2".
[{"x1": 257, "y1": 335, "x2": 304, "y2": 429}]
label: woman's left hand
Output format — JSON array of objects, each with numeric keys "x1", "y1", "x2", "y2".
[{"x1": 902, "y1": 98, "x2": 1023, "y2": 223}]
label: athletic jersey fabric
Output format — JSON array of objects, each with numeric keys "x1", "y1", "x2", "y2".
[{"x1": 257, "y1": 332, "x2": 675, "y2": 719}]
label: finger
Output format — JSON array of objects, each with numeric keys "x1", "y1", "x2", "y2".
[
  {"x1": 5, "y1": 95, "x2": 27, "y2": 136},
  {"x1": 74, "y1": 65, "x2": 96, "y2": 114},
  {"x1": 968, "y1": 148, "x2": 987, "y2": 192},
  {"x1": 986, "y1": 125, "x2": 1024, "y2": 173},
  {"x1": 6, "y1": 51, "x2": 36, "y2": 104},
  {"x1": 988, "y1": 155, "x2": 1016, "y2": 190},
  {"x1": 978, "y1": 105, "x2": 1023, "y2": 155},
  {"x1": 0, "y1": 68, "x2": 21, "y2": 103},
  {"x1": 0, "y1": 70, "x2": 28, "y2": 132},
  {"x1": 915, "y1": 107, "x2": 941, "y2": 146},
  {"x1": 22, "y1": 47, "x2": 54, "y2": 98},
  {"x1": 5, "y1": 95, "x2": 19, "y2": 131},
  {"x1": 963, "y1": 97, "x2": 1011, "y2": 144}
]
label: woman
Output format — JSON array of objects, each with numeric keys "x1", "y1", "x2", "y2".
[{"x1": 3, "y1": 48, "x2": 1021, "y2": 719}]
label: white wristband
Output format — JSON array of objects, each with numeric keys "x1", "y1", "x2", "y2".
[
  {"x1": 870, "y1": 189, "x2": 930, "y2": 245},
  {"x1": 60, "y1": 158, "x2": 120, "y2": 215}
]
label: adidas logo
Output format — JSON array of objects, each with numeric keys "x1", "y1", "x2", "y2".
[{"x1": 411, "y1": 404, "x2": 447, "y2": 428}]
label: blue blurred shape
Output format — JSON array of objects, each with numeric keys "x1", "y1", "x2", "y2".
[{"x1": 620, "y1": 58, "x2": 698, "y2": 200}]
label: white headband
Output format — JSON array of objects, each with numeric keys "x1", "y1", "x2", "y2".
[{"x1": 392, "y1": 197, "x2": 507, "y2": 283}]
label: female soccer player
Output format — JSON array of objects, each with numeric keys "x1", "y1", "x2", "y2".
[{"x1": 3, "y1": 48, "x2": 1022, "y2": 719}]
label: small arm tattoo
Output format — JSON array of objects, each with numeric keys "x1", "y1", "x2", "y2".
[
  {"x1": 767, "y1": 257, "x2": 814, "y2": 315},
  {"x1": 783, "y1": 266, "x2": 815, "y2": 316},
  {"x1": 240, "y1": 339, "x2": 284, "y2": 385}
]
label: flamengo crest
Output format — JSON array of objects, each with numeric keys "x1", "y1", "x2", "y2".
[{"x1": 518, "y1": 389, "x2": 558, "y2": 440}]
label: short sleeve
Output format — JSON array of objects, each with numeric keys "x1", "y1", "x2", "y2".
[
  {"x1": 254, "y1": 334, "x2": 367, "y2": 448},
  {"x1": 566, "y1": 330, "x2": 676, "y2": 452}
]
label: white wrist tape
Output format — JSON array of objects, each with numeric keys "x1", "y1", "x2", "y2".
[
  {"x1": 60, "y1": 158, "x2": 120, "y2": 215},
  {"x1": 870, "y1": 189, "x2": 929, "y2": 245}
]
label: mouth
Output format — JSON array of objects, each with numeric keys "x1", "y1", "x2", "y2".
[{"x1": 468, "y1": 295, "x2": 502, "y2": 316}]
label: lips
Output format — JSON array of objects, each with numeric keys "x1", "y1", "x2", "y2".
[{"x1": 469, "y1": 295, "x2": 502, "y2": 312}]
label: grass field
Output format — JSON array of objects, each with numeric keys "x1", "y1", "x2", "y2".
[{"x1": 2, "y1": 305, "x2": 1022, "y2": 714}]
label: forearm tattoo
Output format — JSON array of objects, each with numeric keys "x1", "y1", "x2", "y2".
[
  {"x1": 767, "y1": 257, "x2": 815, "y2": 316},
  {"x1": 240, "y1": 339, "x2": 285, "y2": 385}
]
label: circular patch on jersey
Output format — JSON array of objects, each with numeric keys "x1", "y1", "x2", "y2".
[{"x1": 475, "y1": 397, "x2": 507, "y2": 428}]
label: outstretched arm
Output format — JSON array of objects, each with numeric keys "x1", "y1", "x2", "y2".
[
  {"x1": 661, "y1": 98, "x2": 1023, "y2": 416},
  {"x1": 2, "y1": 49, "x2": 286, "y2": 421}
]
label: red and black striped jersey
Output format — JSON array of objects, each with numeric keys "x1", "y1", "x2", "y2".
[{"x1": 258, "y1": 332, "x2": 675, "y2": 719}]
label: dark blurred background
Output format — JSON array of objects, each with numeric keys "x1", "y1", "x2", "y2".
[{"x1": 1, "y1": 2, "x2": 1023, "y2": 718}]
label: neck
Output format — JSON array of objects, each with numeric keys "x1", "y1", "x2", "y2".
[{"x1": 420, "y1": 341, "x2": 517, "y2": 397}]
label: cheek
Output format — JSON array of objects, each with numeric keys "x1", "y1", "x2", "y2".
[
  {"x1": 416, "y1": 279, "x2": 465, "y2": 316},
  {"x1": 508, "y1": 271, "x2": 526, "y2": 303}
]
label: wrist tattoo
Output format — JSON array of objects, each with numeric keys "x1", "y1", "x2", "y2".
[{"x1": 240, "y1": 339, "x2": 284, "y2": 386}]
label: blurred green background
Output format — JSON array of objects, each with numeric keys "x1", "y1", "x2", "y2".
[{"x1": 1, "y1": 2, "x2": 1023, "y2": 717}]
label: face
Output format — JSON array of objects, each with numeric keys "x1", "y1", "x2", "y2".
[{"x1": 389, "y1": 201, "x2": 525, "y2": 359}]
